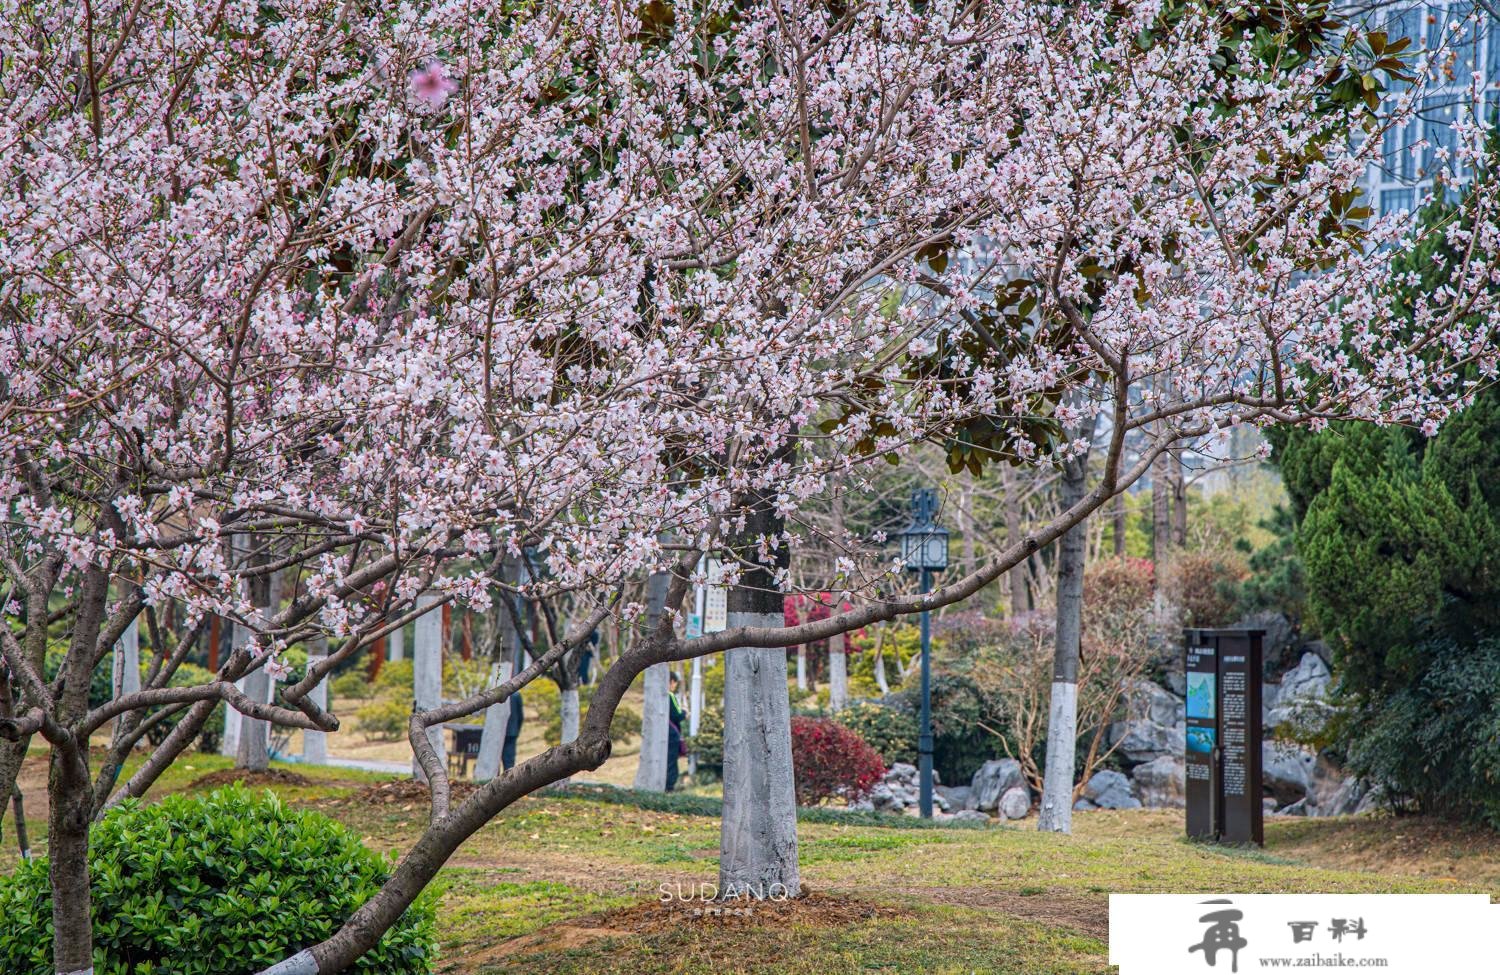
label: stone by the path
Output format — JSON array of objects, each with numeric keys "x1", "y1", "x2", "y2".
[
  {"x1": 1073, "y1": 798, "x2": 1098, "y2": 811},
  {"x1": 968, "y1": 758, "x2": 1026, "y2": 813},
  {"x1": 1262, "y1": 741, "x2": 1317, "y2": 806},
  {"x1": 1131, "y1": 754, "x2": 1185, "y2": 809},
  {"x1": 952, "y1": 809, "x2": 990, "y2": 823},
  {"x1": 1083, "y1": 769, "x2": 1142, "y2": 810},
  {"x1": 998, "y1": 786, "x2": 1031, "y2": 820}
]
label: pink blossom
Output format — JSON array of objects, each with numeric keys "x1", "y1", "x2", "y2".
[{"x1": 409, "y1": 61, "x2": 456, "y2": 109}]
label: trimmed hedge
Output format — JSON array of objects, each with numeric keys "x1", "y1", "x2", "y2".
[{"x1": 0, "y1": 786, "x2": 436, "y2": 975}]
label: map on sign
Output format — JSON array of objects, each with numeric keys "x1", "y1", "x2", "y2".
[{"x1": 1187, "y1": 671, "x2": 1215, "y2": 721}]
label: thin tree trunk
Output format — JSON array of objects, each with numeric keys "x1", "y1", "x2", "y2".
[
  {"x1": 237, "y1": 569, "x2": 279, "y2": 772},
  {"x1": 828, "y1": 639, "x2": 847, "y2": 711},
  {"x1": 720, "y1": 447, "x2": 798, "y2": 899},
  {"x1": 872, "y1": 626, "x2": 889, "y2": 695},
  {"x1": 1171, "y1": 451, "x2": 1188, "y2": 548},
  {"x1": 1152, "y1": 448, "x2": 1172, "y2": 566},
  {"x1": 11, "y1": 786, "x2": 30, "y2": 860},
  {"x1": 796, "y1": 647, "x2": 806, "y2": 691},
  {"x1": 1112, "y1": 490, "x2": 1127, "y2": 557},
  {"x1": 1038, "y1": 453, "x2": 1088, "y2": 834},
  {"x1": 1005, "y1": 472, "x2": 1027, "y2": 618},
  {"x1": 413, "y1": 590, "x2": 445, "y2": 780},
  {"x1": 303, "y1": 634, "x2": 329, "y2": 765},
  {"x1": 634, "y1": 569, "x2": 672, "y2": 791}
]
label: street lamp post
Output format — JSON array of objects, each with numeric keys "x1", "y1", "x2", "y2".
[{"x1": 899, "y1": 488, "x2": 949, "y2": 818}]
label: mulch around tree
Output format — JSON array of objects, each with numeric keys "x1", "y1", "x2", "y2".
[
  {"x1": 322, "y1": 778, "x2": 482, "y2": 809},
  {"x1": 189, "y1": 768, "x2": 312, "y2": 790}
]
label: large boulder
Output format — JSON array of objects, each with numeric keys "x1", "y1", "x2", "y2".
[
  {"x1": 998, "y1": 787, "x2": 1031, "y2": 820},
  {"x1": 951, "y1": 809, "x2": 990, "y2": 823},
  {"x1": 936, "y1": 784, "x2": 972, "y2": 810},
  {"x1": 968, "y1": 758, "x2": 1026, "y2": 812},
  {"x1": 1131, "y1": 754, "x2": 1186, "y2": 809},
  {"x1": 1267, "y1": 652, "x2": 1333, "y2": 730},
  {"x1": 1083, "y1": 769, "x2": 1142, "y2": 810},
  {"x1": 1262, "y1": 741, "x2": 1317, "y2": 805},
  {"x1": 1073, "y1": 798, "x2": 1098, "y2": 812},
  {"x1": 1108, "y1": 680, "x2": 1185, "y2": 765}
]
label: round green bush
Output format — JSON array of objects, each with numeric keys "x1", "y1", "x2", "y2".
[
  {"x1": 0, "y1": 786, "x2": 436, "y2": 975},
  {"x1": 834, "y1": 701, "x2": 918, "y2": 767}
]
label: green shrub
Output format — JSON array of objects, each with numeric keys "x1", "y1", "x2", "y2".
[
  {"x1": 691, "y1": 705, "x2": 723, "y2": 771},
  {"x1": 331, "y1": 669, "x2": 373, "y2": 703},
  {"x1": 355, "y1": 697, "x2": 410, "y2": 741},
  {"x1": 834, "y1": 702, "x2": 918, "y2": 767},
  {"x1": 539, "y1": 685, "x2": 641, "y2": 747},
  {"x1": 373, "y1": 658, "x2": 413, "y2": 697},
  {"x1": 888, "y1": 673, "x2": 1003, "y2": 785},
  {"x1": 0, "y1": 786, "x2": 436, "y2": 975}
]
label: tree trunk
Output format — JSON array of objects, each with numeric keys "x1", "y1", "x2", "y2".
[
  {"x1": 1112, "y1": 490, "x2": 1127, "y2": 557},
  {"x1": 1152, "y1": 447, "x2": 1172, "y2": 568},
  {"x1": 633, "y1": 570, "x2": 672, "y2": 791},
  {"x1": 1171, "y1": 451, "x2": 1188, "y2": 549},
  {"x1": 1038, "y1": 454, "x2": 1088, "y2": 834},
  {"x1": 413, "y1": 590, "x2": 445, "y2": 780},
  {"x1": 48, "y1": 742, "x2": 95, "y2": 975},
  {"x1": 872, "y1": 626, "x2": 889, "y2": 695},
  {"x1": 1005, "y1": 477, "x2": 1027, "y2": 618},
  {"x1": 795, "y1": 647, "x2": 806, "y2": 691},
  {"x1": 827, "y1": 640, "x2": 847, "y2": 711},
  {"x1": 473, "y1": 660, "x2": 513, "y2": 782},
  {"x1": 303, "y1": 634, "x2": 329, "y2": 765},
  {"x1": 237, "y1": 569, "x2": 279, "y2": 772},
  {"x1": 720, "y1": 459, "x2": 798, "y2": 899},
  {"x1": 388, "y1": 622, "x2": 405, "y2": 662}
]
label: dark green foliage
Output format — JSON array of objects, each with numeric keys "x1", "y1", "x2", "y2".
[
  {"x1": 1232, "y1": 504, "x2": 1306, "y2": 625},
  {"x1": 888, "y1": 674, "x2": 1005, "y2": 785},
  {"x1": 0, "y1": 787, "x2": 436, "y2": 975},
  {"x1": 689, "y1": 704, "x2": 723, "y2": 773},
  {"x1": 1343, "y1": 636, "x2": 1500, "y2": 828},
  {"x1": 834, "y1": 702, "x2": 919, "y2": 767}
]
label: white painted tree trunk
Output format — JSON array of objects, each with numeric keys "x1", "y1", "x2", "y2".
[
  {"x1": 111, "y1": 617, "x2": 140, "y2": 722},
  {"x1": 303, "y1": 634, "x2": 329, "y2": 765},
  {"x1": 873, "y1": 642, "x2": 889, "y2": 695},
  {"x1": 1037, "y1": 681, "x2": 1079, "y2": 832},
  {"x1": 720, "y1": 609, "x2": 799, "y2": 898},
  {"x1": 388, "y1": 623, "x2": 404, "y2": 662},
  {"x1": 413, "y1": 591, "x2": 445, "y2": 780},
  {"x1": 828, "y1": 643, "x2": 847, "y2": 712},
  {"x1": 796, "y1": 647, "x2": 806, "y2": 691},
  {"x1": 473, "y1": 660, "x2": 513, "y2": 782},
  {"x1": 236, "y1": 570, "x2": 281, "y2": 772},
  {"x1": 221, "y1": 620, "x2": 249, "y2": 759},
  {"x1": 560, "y1": 687, "x2": 580, "y2": 745},
  {"x1": 633, "y1": 569, "x2": 671, "y2": 792},
  {"x1": 634, "y1": 662, "x2": 670, "y2": 791},
  {"x1": 1038, "y1": 453, "x2": 1087, "y2": 833}
]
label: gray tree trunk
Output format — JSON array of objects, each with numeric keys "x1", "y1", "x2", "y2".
[
  {"x1": 413, "y1": 590, "x2": 445, "y2": 780},
  {"x1": 633, "y1": 569, "x2": 671, "y2": 791},
  {"x1": 111, "y1": 616, "x2": 140, "y2": 716},
  {"x1": 1005, "y1": 476, "x2": 1028, "y2": 618},
  {"x1": 303, "y1": 634, "x2": 329, "y2": 765},
  {"x1": 827, "y1": 641, "x2": 847, "y2": 711},
  {"x1": 1038, "y1": 454, "x2": 1088, "y2": 834},
  {"x1": 1112, "y1": 490, "x2": 1127, "y2": 557},
  {"x1": 1152, "y1": 447, "x2": 1172, "y2": 566},
  {"x1": 719, "y1": 467, "x2": 798, "y2": 899},
  {"x1": 560, "y1": 688, "x2": 580, "y2": 746},
  {"x1": 388, "y1": 623, "x2": 405, "y2": 662},
  {"x1": 795, "y1": 647, "x2": 806, "y2": 691},
  {"x1": 473, "y1": 660, "x2": 514, "y2": 782},
  {"x1": 1171, "y1": 451, "x2": 1189, "y2": 548},
  {"x1": 236, "y1": 570, "x2": 280, "y2": 772},
  {"x1": 475, "y1": 573, "x2": 520, "y2": 782}
]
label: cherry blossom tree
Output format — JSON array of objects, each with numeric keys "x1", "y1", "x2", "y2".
[{"x1": 2, "y1": 1, "x2": 1496, "y2": 972}]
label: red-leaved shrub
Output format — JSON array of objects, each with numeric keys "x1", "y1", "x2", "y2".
[{"x1": 789, "y1": 716, "x2": 886, "y2": 806}]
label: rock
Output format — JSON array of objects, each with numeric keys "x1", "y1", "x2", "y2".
[
  {"x1": 1280, "y1": 797, "x2": 1310, "y2": 816},
  {"x1": 888, "y1": 761, "x2": 918, "y2": 783},
  {"x1": 868, "y1": 782, "x2": 904, "y2": 812},
  {"x1": 1316, "y1": 776, "x2": 1366, "y2": 817},
  {"x1": 1353, "y1": 786, "x2": 1386, "y2": 815},
  {"x1": 968, "y1": 758, "x2": 1026, "y2": 813},
  {"x1": 1083, "y1": 770, "x2": 1142, "y2": 810},
  {"x1": 1304, "y1": 640, "x2": 1333, "y2": 669},
  {"x1": 952, "y1": 809, "x2": 990, "y2": 823},
  {"x1": 1109, "y1": 718, "x2": 1183, "y2": 765},
  {"x1": 1164, "y1": 669, "x2": 1187, "y2": 697},
  {"x1": 1131, "y1": 755, "x2": 1185, "y2": 809},
  {"x1": 1240, "y1": 611, "x2": 1298, "y2": 672},
  {"x1": 1263, "y1": 797, "x2": 1279, "y2": 816},
  {"x1": 937, "y1": 785, "x2": 972, "y2": 810},
  {"x1": 1268, "y1": 652, "x2": 1333, "y2": 730},
  {"x1": 1125, "y1": 679, "x2": 1185, "y2": 728},
  {"x1": 1073, "y1": 798, "x2": 1098, "y2": 812},
  {"x1": 1262, "y1": 741, "x2": 1317, "y2": 805},
  {"x1": 999, "y1": 787, "x2": 1031, "y2": 820}
]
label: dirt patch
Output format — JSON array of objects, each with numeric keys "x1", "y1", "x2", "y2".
[
  {"x1": 189, "y1": 768, "x2": 312, "y2": 790},
  {"x1": 453, "y1": 891, "x2": 903, "y2": 967},
  {"x1": 1269, "y1": 815, "x2": 1500, "y2": 887},
  {"x1": 322, "y1": 778, "x2": 482, "y2": 809}
]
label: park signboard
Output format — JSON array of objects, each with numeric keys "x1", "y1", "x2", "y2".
[{"x1": 1183, "y1": 628, "x2": 1265, "y2": 846}]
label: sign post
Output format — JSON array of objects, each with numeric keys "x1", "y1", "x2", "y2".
[{"x1": 1183, "y1": 628, "x2": 1265, "y2": 846}]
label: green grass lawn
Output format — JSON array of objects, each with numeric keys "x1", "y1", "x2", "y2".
[{"x1": 4, "y1": 754, "x2": 1498, "y2": 974}]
